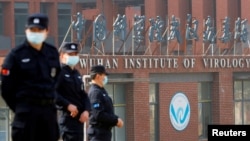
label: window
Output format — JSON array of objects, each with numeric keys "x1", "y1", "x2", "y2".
[
  {"x1": 40, "y1": 2, "x2": 55, "y2": 45},
  {"x1": 234, "y1": 80, "x2": 250, "y2": 124},
  {"x1": 105, "y1": 83, "x2": 126, "y2": 141},
  {"x1": 149, "y1": 83, "x2": 159, "y2": 141},
  {"x1": 40, "y1": 3, "x2": 49, "y2": 15},
  {"x1": 14, "y1": 2, "x2": 28, "y2": 45},
  {"x1": 57, "y1": 3, "x2": 71, "y2": 45},
  {"x1": 198, "y1": 82, "x2": 212, "y2": 139},
  {"x1": 0, "y1": 3, "x2": 11, "y2": 51},
  {"x1": 0, "y1": 108, "x2": 10, "y2": 141}
]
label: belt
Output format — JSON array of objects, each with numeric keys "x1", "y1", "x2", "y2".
[{"x1": 19, "y1": 98, "x2": 54, "y2": 106}]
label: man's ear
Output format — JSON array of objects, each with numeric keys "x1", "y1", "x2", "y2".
[
  {"x1": 24, "y1": 28, "x2": 29, "y2": 34},
  {"x1": 44, "y1": 28, "x2": 49, "y2": 36}
]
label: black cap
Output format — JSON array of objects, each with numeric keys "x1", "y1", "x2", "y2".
[
  {"x1": 90, "y1": 65, "x2": 109, "y2": 75},
  {"x1": 59, "y1": 42, "x2": 79, "y2": 53},
  {"x1": 26, "y1": 13, "x2": 48, "y2": 29}
]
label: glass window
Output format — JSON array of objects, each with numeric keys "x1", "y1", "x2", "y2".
[
  {"x1": 57, "y1": 3, "x2": 71, "y2": 45},
  {"x1": 0, "y1": 108, "x2": 9, "y2": 141},
  {"x1": 14, "y1": 2, "x2": 28, "y2": 45},
  {"x1": 234, "y1": 101, "x2": 242, "y2": 124},
  {"x1": 243, "y1": 102, "x2": 250, "y2": 124},
  {"x1": 40, "y1": 2, "x2": 55, "y2": 45},
  {"x1": 104, "y1": 83, "x2": 126, "y2": 141},
  {"x1": 234, "y1": 81, "x2": 243, "y2": 100},
  {"x1": 40, "y1": 3, "x2": 50, "y2": 15},
  {"x1": 149, "y1": 83, "x2": 159, "y2": 141},
  {"x1": 234, "y1": 80, "x2": 250, "y2": 124},
  {"x1": 0, "y1": 2, "x2": 11, "y2": 50},
  {"x1": 243, "y1": 81, "x2": 250, "y2": 99},
  {"x1": 198, "y1": 82, "x2": 212, "y2": 140}
]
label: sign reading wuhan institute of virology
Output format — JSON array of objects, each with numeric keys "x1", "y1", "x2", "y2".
[{"x1": 78, "y1": 56, "x2": 250, "y2": 69}]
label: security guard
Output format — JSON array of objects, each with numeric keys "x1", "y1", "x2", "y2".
[
  {"x1": 0, "y1": 13, "x2": 61, "y2": 141},
  {"x1": 87, "y1": 65, "x2": 124, "y2": 141},
  {"x1": 56, "y1": 42, "x2": 91, "y2": 141}
]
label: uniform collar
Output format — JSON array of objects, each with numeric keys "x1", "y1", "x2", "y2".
[
  {"x1": 61, "y1": 64, "x2": 76, "y2": 72},
  {"x1": 24, "y1": 39, "x2": 45, "y2": 54},
  {"x1": 92, "y1": 83, "x2": 104, "y2": 89}
]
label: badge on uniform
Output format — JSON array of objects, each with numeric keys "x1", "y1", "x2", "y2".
[
  {"x1": 93, "y1": 103, "x2": 100, "y2": 109},
  {"x1": 51, "y1": 68, "x2": 56, "y2": 77},
  {"x1": 21, "y1": 58, "x2": 30, "y2": 63}
]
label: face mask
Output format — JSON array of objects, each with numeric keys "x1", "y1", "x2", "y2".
[
  {"x1": 65, "y1": 55, "x2": 80, "y2": 66},
  {"x1": 103, "y1": 76, "x2": 108, "y2": 85},
  {"x1": 26, "y1": 32, "x2": 46, "y2": 44}
]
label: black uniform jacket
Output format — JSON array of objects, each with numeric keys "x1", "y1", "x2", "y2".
[
  {"x1": 0, "y1": 40, "x2": 61, "y2": 112},
  {"x1": 88, "y1": 84, "x2": 118, "y2": 129},
  {"x1": 55, "y1": 65, "x2": 90, "y2": 132}
]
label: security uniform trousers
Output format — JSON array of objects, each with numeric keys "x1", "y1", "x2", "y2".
[
  {"x1": 62, "y1": 132, "x2": 83, "y2": 141},
  {"x1": 12, "y1": 102, "x2": 59, "y2": 141}
]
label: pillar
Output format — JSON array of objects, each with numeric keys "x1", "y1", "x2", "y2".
[{"x1": 212, "y1": 71, "x2": 234, "y2": 124}]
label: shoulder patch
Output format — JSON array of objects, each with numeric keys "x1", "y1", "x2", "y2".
[{"x1": 1, "y1": 68, "x2": 10, "y2": 76}]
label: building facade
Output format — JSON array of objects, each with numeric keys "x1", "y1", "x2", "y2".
[{"x1": 0, "y1": 0, "x2": 250, "y2": 141}]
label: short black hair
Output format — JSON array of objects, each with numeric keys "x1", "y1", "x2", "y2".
[
  {"x1": 90, "y1": 65, "x2": 109, "y2": 76},
  {"x1": 90, "y1": 73, "x2": 97, "y2": 80}
]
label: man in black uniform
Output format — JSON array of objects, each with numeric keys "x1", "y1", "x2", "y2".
[
  {"x1": 0, "y1": 13, "x2": 61, "y2": 141},
  {"x1": 56, "y1": 42, "x2": 91, "y2": 141},
  {"x1": 87, "y1": 65, "x2": 124, "y2": 141}
]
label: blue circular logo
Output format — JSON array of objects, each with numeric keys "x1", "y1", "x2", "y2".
[{"x1": 169, "y1": 92, "x2": 190, "y2": 131}]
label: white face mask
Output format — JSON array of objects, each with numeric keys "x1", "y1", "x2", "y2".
[
  {"x1": 26, "y1": 32, "x2": 46, "y2": 45},
  {"x1": 103, "y1": 76, "x2": 108, "y2": 85},
  {"x1": 65, "y1": 55, "x2": 80, "y2": 66}
]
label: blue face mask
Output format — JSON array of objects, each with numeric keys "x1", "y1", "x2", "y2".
[
  {"x1": 103, "y1": 76, "x2": 108, "y2": 85},
  {"x1": 65, "y1": 55, "x2": 80, "y2": 66},
  {"x1": 26, "y1": 32, "x2": 46, "y2": 44}
]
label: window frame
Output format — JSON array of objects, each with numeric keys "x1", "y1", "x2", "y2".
[{"x1": 198, "y1": 82, "x2": 212, "y2": 140}]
